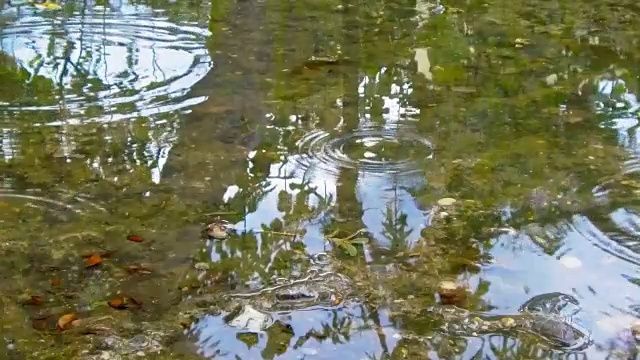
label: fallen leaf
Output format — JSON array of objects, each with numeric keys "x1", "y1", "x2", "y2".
[
  {"x1": 85, "y1": 254, "x2": 103, "y2": 267},
  {"x1": 126, "y1": 235, "x2": 144, "y2": 243},
  {"x1": 108, "y1": 298, "x2": 125, "y2": 309},
  {"x1": 57, "y1": 313, "x2": 77, "y2": 331},
  {"x1": 108, "y1": 296, "x2": 141, "y2": 310},
  {"x1": 51, "y1": 279, "x2": 61, "y2": 286}
]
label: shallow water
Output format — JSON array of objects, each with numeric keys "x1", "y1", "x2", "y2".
[{"x1": 2, "y1": 0, "x2": 640, "y2": 359}]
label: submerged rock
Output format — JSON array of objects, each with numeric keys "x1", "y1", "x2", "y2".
[
  {"x1": 437, "y1": 280, "x2": 469, "y2": 306},
  {"x1": 426, "y1": 292, "x2": 592, "y2": 350},
  {"x1": 85, "y1": 331, "x2": 164, "y2": 359}
]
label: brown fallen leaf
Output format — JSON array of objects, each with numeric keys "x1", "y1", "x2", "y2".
[
  {"x1": 108, "y1": 298, "x2": 125, "y2": 309},
  {"x1": 108, "y1": 296, "x2": 142, "y2": 310},
  {"x1": 85, "y1": 254, "x2": 103, "y2": 267},
  {"x1": 57, "y1": 313, "x2": 78, "y2": 331},
  {"x1": 126, "y1": 234, "x2": 144, "y2": 243},
  {"x1": 51, "y1": 279, "x2": 61, "y2": 286}
]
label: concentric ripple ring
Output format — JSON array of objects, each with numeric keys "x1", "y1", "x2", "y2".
[
  {"x1": 295, "y1": 125, "x2": 433, "y2": 175},
  {"x1": 0, "y1": 5, "x2": 211, "y2": 125}
]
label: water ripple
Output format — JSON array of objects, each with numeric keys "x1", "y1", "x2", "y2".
[
  {"x1": 294, "y1": 125, "x2": 433, "y2": 176},
  {"x1": 0, "y1": 186, "x2": 106, "y2": 223},
  {"x1": 0, "y1": 6, "x2": 211, "y2": 124}
]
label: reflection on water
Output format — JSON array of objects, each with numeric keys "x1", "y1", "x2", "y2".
[
  {"x1": 294, "y1": 125, "x2": 433, "y2": 176},
  {"x1": 0, "y1": 0, "x2": 211, "y2": 184},
  {"x1": 0, "y1": 0, "x2": 211, "y2": 124},
  {"x1": 3, "y1": 0, "x2": 640, "y2": 358}
]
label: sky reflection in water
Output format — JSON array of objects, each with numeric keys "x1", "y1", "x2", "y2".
[
  {"x1": 0, "y1": 0, "x2": 211, "y2": 183},
  {"x1": 3, "y1": 0, "x2": 640, "y2": 358},
  {"x1": 193, "y1": 68, "x2": 640, "y2": 358}
]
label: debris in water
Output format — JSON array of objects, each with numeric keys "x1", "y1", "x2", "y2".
[
  {"x1": 108, "y1": 296, "x2": 142, "y2": 310},
  {"x1": 57, "y1": 313, "x2": 77, "y2": 331},
  {"x1": 127, "y1": 234, "x2": 144, "y2": 243},
  {"x1": 85, "y1": 254, "x2": 103, "y2": 267}
]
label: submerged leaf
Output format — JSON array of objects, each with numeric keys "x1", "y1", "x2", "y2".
[
  {"x1": 107, "y1": 298, "x2": 125, "y2": 309},
  {"x1": 57, "y1": 313, "x2": 77, "y2": 331},
  {"x1": 85, "y1": 254, "x2": 103, "y2": 267},
  {"x1": 108, "y1": 296, "x2": 142, "y2": 310},
  {"x1": 126, "y1": 234, "x2": 144, "y2": 243}
]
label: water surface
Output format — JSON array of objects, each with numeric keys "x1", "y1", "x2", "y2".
[{"x1": 2, "y1": 0, "x2": 640, "y2": 359}]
